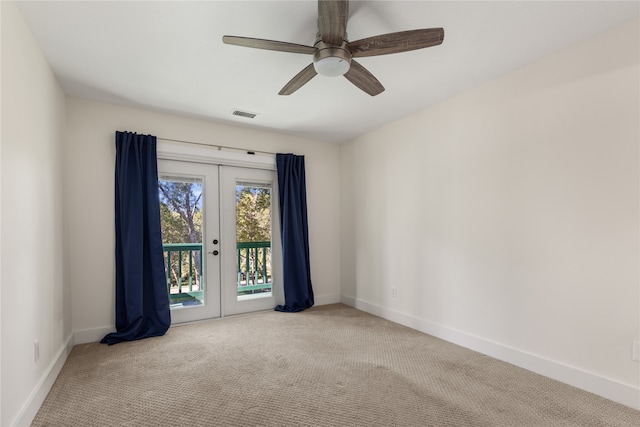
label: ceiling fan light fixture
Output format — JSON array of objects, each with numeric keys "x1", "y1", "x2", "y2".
[
  {"x1": 314, "y1": 56, "x2": 350, "y2": 77},
  {"x1": 313, "y1": 45, "x2": 351, "y2": 77}
]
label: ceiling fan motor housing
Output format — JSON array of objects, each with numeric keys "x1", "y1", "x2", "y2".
[{"x1": 313, "y1": 41, "x2": 352, "y2": 77}]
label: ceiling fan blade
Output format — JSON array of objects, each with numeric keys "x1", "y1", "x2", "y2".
[
  {"x1": 318, "y1": 0, "x2": 349, "y2": 46},
  {"x1": 223, "y1": 36, "x2": 316, "y2": 55},
  {"x1": 347, "y1": 28, "x2": 444, "y2": 57},
  {"x1": 279, "y1": 64, "x2": 318, "y2": 95},
  {"x1": 344, "y1": 60, "x2": 385, "y2": 96}
]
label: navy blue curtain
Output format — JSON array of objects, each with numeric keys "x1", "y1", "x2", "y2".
[
  {"x1": 101, "y1": 131, "x2": 171, "y2": 345},
  {"x1": 275, "y1": 153, "x2": 314, "y2": 312}
]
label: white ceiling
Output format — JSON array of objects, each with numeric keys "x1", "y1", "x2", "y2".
[{"x1": 16, "y1": 1, "x2": 640, "y2": 143}]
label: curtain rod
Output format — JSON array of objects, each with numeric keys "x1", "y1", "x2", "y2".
[{"x1": 157, "y1": 136, "x2": 277, "y2": 156}]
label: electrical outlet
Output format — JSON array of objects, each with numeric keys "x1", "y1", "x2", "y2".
[
  {"x1": 34, "y1": 340, "x2": 40, "y2": 363},
  {"x1": 633, "y1": 341, "x2": 640, "y2": 362},
  {"x1": 391, "y1": 287, "x2": 397, "y2": 298}
]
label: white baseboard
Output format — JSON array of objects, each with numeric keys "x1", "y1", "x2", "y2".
[
  {"x1": 340, "y1": 295, "x2": 640, "y2": 410},
  {"x1": 12, "y1": 334, "x2": 74, "y2": 427},
  {"x1": 74, "y1": 326, "x2": 115, "y2": 345},
  {"x1": 314, "y1": 293, "x2": 341, "y2": 306}
]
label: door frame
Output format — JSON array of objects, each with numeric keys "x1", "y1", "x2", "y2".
[{"x1": 157, "y1": 142, "x2": 284, "y2": 320}]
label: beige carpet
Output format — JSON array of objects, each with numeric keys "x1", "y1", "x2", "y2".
[{"x1": 32, "y1": 304, "x2": 639, "y2": 426}]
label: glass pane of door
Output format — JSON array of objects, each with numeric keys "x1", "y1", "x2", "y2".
[
  {"x1": 158, "y1": 176, "x2": 204, "y2": 308},
  {"x1": 236, "y1": 181, "x2": 272, "y2": 300}
]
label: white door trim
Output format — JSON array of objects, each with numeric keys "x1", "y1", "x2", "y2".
[{"x1": 157, "y1": 141, "x2": 276, "y2": 170}]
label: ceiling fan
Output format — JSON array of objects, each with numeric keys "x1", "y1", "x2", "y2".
[{"x1": 222, "y1": 0, "x2": 444, "y2": 96}]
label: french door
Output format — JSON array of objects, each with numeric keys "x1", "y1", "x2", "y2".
[
  {"x1": 220, "y1": 166, "x2": 281, "y2": 316},
  {"x1": 158, "y1": 160, "x2": 280, "y2": 324}
]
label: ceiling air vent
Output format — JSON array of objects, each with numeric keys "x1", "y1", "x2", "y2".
[{"x1": 232, "y1": 109, "x2": 258, "y2": 119}]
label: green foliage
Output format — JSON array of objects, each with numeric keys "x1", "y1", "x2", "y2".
[
  {"x1": 236, "y1": 187, "x2": 271, "y2": 242},
  {"x1": 159, "y1": 204, "x2": 188, "y2": 244},
  {"x1": 159, "y1": 181, "x2": 202, "y2": 243}
]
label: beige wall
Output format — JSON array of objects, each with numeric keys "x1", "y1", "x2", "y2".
[
  {"x1": 341, "y1": 19, "x2": 640, "y2": 407},
  {"x1": 65, "y1": 98, "x2": 341, "y2": 338},
  {"x1": 1, "y1": 2, "x2": 70, "y2": 425}
]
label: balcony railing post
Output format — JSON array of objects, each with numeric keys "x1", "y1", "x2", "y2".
[
  {"x1": 262, "y1": 247, "x2": 267, "y2": 283},
  {"x1": 237, "y1": 249, "x2": 241, "y2": 287},
  {"x1": 253, "y1": 247, "x2": 258, "y2": 284},
  {"x1": 178, "y1": 250, "x2": 183, "y2": 289},
  {"x1": 166, "y1": 249, "x2": 171, "y2": 294},
  {"x1": 199, "y1": 249, "x2": 202, "y2": 286},
  {"x1": 245, "y1": 248, "x2": 250, "y2": 285},
  {"x1": 188, "y1": 250, "x2": 193, "y2": 292}
]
